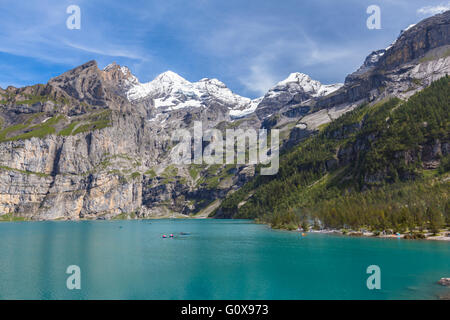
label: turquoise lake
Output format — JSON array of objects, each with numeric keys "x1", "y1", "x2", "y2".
[{"x1": 0, "y1": 219, "x2": 448, "y2": 300}]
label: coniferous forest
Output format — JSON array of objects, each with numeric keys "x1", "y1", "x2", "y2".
[{"x1": 214, "y1": 76, "x2": 450, "y2": 235}]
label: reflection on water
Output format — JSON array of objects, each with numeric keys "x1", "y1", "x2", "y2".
[{"x1": 0, "y1": 219, "x2": 448, "y2": 299}]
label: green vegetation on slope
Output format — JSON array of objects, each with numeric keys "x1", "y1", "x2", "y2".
[
  {"x1": 58, "y1": 121, "x2": 79, "y2": 136},
  {"x1": 215, "y1": 76, "x2": 450, "y2": 232},
  {"x1": 0, "y1": 165, "x2": 50, "y2": 177},
  {"x1": 71, "y1": 110, "x2": 112, "y2": 135},
  {"x1": 0, "y1": 109, "x2": 112, "y2": 142},
  {"x1": 0, "y1": 115, "x2": 66, "y2": 142},
  {"x1": 0, "y1": 213, "x2": 28, "y2": 222}
]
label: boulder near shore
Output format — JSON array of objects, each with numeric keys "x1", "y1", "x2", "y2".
[{"x1": 438, "y1": 278, "x2": 450, "y2": 286}]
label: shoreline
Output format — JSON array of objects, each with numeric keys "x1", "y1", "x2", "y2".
[
  {"x1": 2, "y1": 215, "x2": 449, "y2": 242},
  {"x1": 306, "y1": 228, "x2": 450, "y2": 241}
]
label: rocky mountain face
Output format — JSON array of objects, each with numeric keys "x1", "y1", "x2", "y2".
[
  {"x1": 285, "y1": 10, "x2": 450, "y2": 147},
  {"x1": 256, "y1": 72, "x2": 343, "y2": 119},
  {"x1": 213, "y1": 75, "x2": 449, "y2": 228},
  {"x1": 317, "y1": 10, "x2": 450, "y2": 110},
  {"x1": 0, "y1": 11, "x2": 449, "y2": 221}
]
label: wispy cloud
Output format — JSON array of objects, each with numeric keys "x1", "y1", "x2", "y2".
[
  {"x1": 0, "y1": 1, "x2": 152, "y2": 64},
  {"x1": 238, "y1": 55, "x2": 280, "y2": 96},
  {"x1": 198, "y1": 17, "x2": 358, "y2": 95},
  {"x1": 417, "y1": 2, "x2": 450, "y2": 15},
  {"x1": 63, "y1": 41, "x2": 149, "y2": 61},
  {"x1": 0, "y1": 0, "x2": 155, "y2": 86},
  {"x1": 0, "y1": 0, "x2": 446, "y2": 96},
  {"x1": 238, "y1": 47, "x2": 355, "y2": 96}
]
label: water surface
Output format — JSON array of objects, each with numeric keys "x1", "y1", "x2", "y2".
[{"x1": 0, "y1": 219, "x2": 448, "y2": 299}]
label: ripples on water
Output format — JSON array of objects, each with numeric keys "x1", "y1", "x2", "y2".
[{"x1": 0, "y1": 219, "x2": 448, "y2": 299}]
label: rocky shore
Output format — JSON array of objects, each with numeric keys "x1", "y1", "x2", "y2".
[{"x1": 307, "y1": 228, "x2": 450, "y2": 241}]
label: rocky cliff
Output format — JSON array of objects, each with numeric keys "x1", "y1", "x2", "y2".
[
  {"x1": 0, "y1": 11, "x2": 449, "y2": 221},
  {"x1": 317, "y1": 10, "x2": 450, "y2": 109}
]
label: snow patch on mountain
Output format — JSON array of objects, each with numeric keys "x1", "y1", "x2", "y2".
[
  {"x1": 103, "y1": 63, "x2": 140, "y2": 92},
  {"x1": 229, "y1": 97, "x2": 262, "y2": 119},
  {"x1": 367, "y1": 50, "x2": 386, "y2": 65},
  {"x1": 266, "y1": 73, "x2": 343, "y2": 99},
  {"x1": 112, "y1": 65, "x2": 342, "y2": 118},
  {"x1": 403, "y1": 23, "x2": 417, "y2": 32},
  {"x1": 386, "y1": 23, "x2": 418, "y2": 52},
  {"x1": 125, "y1": 70, "x2": 261, "y2": 114}
]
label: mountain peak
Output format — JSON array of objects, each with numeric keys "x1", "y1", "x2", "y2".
[
  {"x1": 101, "y1": 62, "x2": 140, "y2": 97},
  {"x1": 256, "y1": 72, "x2": 343, "y2": 119},
  {"x1": 103, "y1": 62, "x2": 134, "y2": 78},
  {"x1": 126, "y1": 70, "x2": 251, "y2": 111},
  {"x1": 103, "y1": 62, "x2": 119, "y2": 71},
  {"x1": 154, "y1": 71, "x2": 189, "y2": 84},
  {"x1": 198, "y1": 78, "x2": 227, "y2": 88},
  {"x1": 277, "y1": 72, "x2": 312, "y2": 86},
  {"x1": 270, "y1": 72, "x2": 343, "y2": 97},
  {"x1": 103, "y1": 62, "x2": 137, "y2": 78},
  {"x1": 47, "y1": 60, "x2": 113, "y2": 107}
]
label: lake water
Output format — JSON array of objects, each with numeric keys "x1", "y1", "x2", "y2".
[{"x1": 0, "y1": 219, "x2": 448, "y2": 300}]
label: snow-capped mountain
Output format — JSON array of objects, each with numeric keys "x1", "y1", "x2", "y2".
[
  {"x1": 1, "y1": 10, "x2": 448, "y2": 221},
  {"x1": 229, "y1": 97, "x2": 262, "y2": 119},
  {"x1": 345, "y1": 50, "x2": 386, "y2": 83},
  {"x1": 256, "y1": 72, "x2": 343, "y2": 119},
  {"x1": 103, "y1": 62, "x2": 140, "y2": 93},
  {"x1": 113, "y1": 67, "x2": 343, "y2": 120},
  {"x1": 123, "y1": 70, "x2": 258, "y2": 116},
  {"x1": 269, "y1": 73, "x2": 343, "y2": 98}
]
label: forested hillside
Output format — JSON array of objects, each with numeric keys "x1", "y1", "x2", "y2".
[{"x1": 214, "y1": 76, "x2": 450, "y2": 234}]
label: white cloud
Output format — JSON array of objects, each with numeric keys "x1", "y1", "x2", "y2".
[
  {"x1": 417, "y1": 2, "x2": 450, "y2": 15},
  {"x1": 198, "y1": 18, "x2": 357, "y2": 96},
  {"x1": 237, "y1": 42, "x2": 351, "y2": 95},
  {"x1": 238, "y1": 55, "x2": 279, "y2": 96},
  {"x1": 0, "y1": 0, "x2": 152, "y2": 66},
  {"x1": 0, "y1": 0, "x2": 404, "y2": 96},
  {"x1": 63, "y1": 41, "x2": 148, "y2": 61}
]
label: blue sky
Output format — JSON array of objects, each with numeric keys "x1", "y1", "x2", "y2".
[{"x1": 0, "y1": 0, "x2": 448, "y2": 98}]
